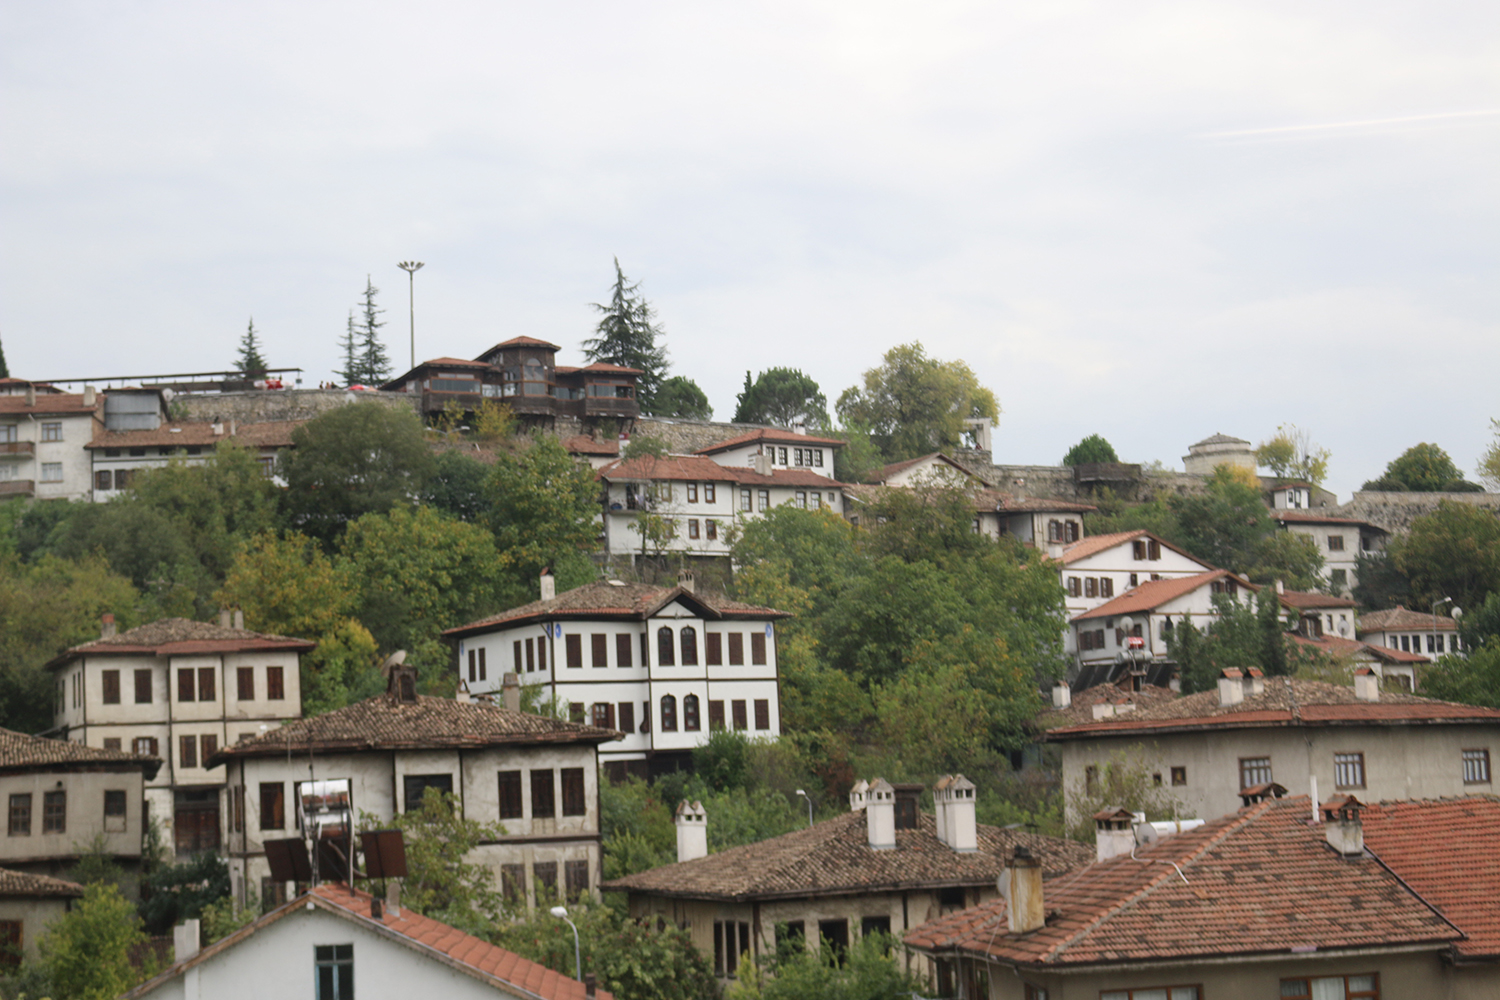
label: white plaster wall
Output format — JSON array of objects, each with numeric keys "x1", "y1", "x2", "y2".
[
  {"x1": 1062, "y1": 540, "x2": 1215, "y2": 621},
  {"x1": 30, "y1": 412, "x2": 97, "y2": 501},
  {"x1": 1073, "y1": 586, "x2": 1254, "y2": 667},
  {"x1": 0, "y1": 769, "x2": 144, "y2": 864},
  {"x1": 0, "y1": 898, "x2": 71, "y2": 959}
]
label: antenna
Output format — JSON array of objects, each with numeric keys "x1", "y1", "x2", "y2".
[{"x1": 1133, "y1": 823, "x2": 1159, "y2": 848}]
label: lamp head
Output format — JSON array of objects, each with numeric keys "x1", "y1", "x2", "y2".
[
  {"x1": 795, "y1": 789, "x2": 807, "y2": 798},
  {"x1": 550, "y1": 906, "x2": 568, "y2": 919},
  {"x1": 397, "y1": 260, "x2": 425, "y2": 274}
]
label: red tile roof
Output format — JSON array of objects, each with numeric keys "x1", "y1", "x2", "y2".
[
  {"x1": 904, "y1": 796, "x2": 1460, "y2": 968},
  {"x1": 124, "y1": 884, "x2": 611, "y2": 1000},
  {"x1": 48, "y1": 617, "x2": 314, "y2": 670},
  {"x1": 597, "y1": 455, "x2": 740, "y2": 483},
  {"x1": 694, "y1": 427, "x2": 845, "y2": 454},
  {"x1": 1055, "y1": 530, "x2": 1209, "y2": 568},
  {"x1": 1044, "y1": 676, "x2": 1500, "y2": 739},
  {"x1": 0, "y1": 393, "x2": 100, "y2": 416},
  {"x1": 1272, "y1": 509, "x2": 1377, "y2": 527},
  {"x1": 562, "y1": 434, "x2": 621, "y2": 456},
  {"x1": 479, "y1": 336, "x2": 562, "y2": 353},
  {"x1": 720, "y1": 465, "x2": 846, "y2": 489},
  {"x1": 1358, "y1": 606, "x2": 1459, "y2": 633},
  {"x1": 1071, "y1": 570, "x2": 1241, "y2": 621},
  {"x1": 865, "y1": 452, "x2": 989, "y2": 486},
  {"x1": 0, "y1": 728, "x2": 157, "y2": 773},
  {"x1": 1276, "y1": 589, "x2": 1356, "y2": 610},
  {"x1": 0, "y1": 866, "x2": 84, "y2": 898},
  {"x1": 1033, "y1": 683, "x2": 1179, "y2": 731},
  {"x1": 979, "y1": 489, "x2": 1096, "y2": 514},
  {"x1": 87, "y1": 420, "x2": 303, "y2": 450},
  {"x1": 421, "y1": 357, "x2": 493, "y2": 368},
  {"x1": 444, "y1": 581, "x2": 789, "y2": 637},
  {"x1": 1363, "y1": 797, "x2": 1500, "y2": 959},
  {"x1": 577, "y1": 362, "x2": 642, "y2": 375}
]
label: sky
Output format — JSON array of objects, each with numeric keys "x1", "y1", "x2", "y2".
[{"x1": 2, "y1": 1, "x2": 1496, "y2": 501}]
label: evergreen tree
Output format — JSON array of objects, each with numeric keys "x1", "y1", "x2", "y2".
[
  {"x1": 234, "y1": 317, "x2": 268, "y2": 377},
  {"x1": 733, "y1": 368, "x2": 830, "y2": 429},
  {"x1": 583, "y1": 258, "x2": 669, "y2": 409},
  {"x1": 0, "y1": 333, "x2": 9, "y2": 378},
  {"x1": 357, "y1": 275, "x2": 392, "y2": 385},
  {"x1": 337, "y1": 311, "x2": 360, "y2": 386}
]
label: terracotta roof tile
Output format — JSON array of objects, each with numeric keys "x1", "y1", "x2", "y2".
[
  {"x1": 1055, "y1": 530, "x2": 1209, "y2": 568},
  {"x1": 444, "y1": 581, "x2": 788, "y2": 636},
  {"x1": 478, "y1": 336, "x2": 562, "y2": 353},
  {"x1": 0, "y1": 393, "x2": 100, "y2": 416},
  {"x1": 1358, "y1": 606, "x2": 1459, "y2": 633},
  {"x1": 1275, "y1": 589, "x2": 1356, "y2": 610},
  {"x1": 211, "y1": 693, "x2": 618, "y2": 764},
  {"x1": 865, "y1": 452, "x2": 989, "y2": 485},
  {"x1": 597, "y1": 455, "x2": 740, "y2": 483},
  {"x1": 50, "y1": 617, "x2": 313, "y2": 669},
  {"x1": 694, "y1": 427, "x2": 846, "y2": 454},
  {"x1": 0, "y1": 727, "x2": 155, "y2": 771},
  {"x1": 1272, "y1": 510, "x2": 1375, "y2": 527},
  {"x1": 1034, "y1": 683, "x2": 1179, "y2": 730},
  {"x1": 87, "y1": 420, "x2": 303, "y2": 450},
  {"x1": 577, "y1": 362, "x2": 642, "y2": 375},
  {"x1": 978, "y1": 489, "x2": 1096, "y2": 514},
  {"x1": 718, "y1": 465, "x2": 847, "y2": 488},
  {"x1": 421, "y1": 357, "x2": 493, "y2": 368},
  {"x1": 562, "y1": 434, "x2": 621, "y2": 456},
  {"x1": 1072, "y1": 570, "x2": 1240, "y2": 621},
  {"x1": 603, "y1": 810, "x2": 1091, "y2": 901},
  {"x1": 905, "y1": 797, "x2": 1460, "y2": 966},
  {"x1": 0, "y1": 866, "x2": 84, "y2": 898}
]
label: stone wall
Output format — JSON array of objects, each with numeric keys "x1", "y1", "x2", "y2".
[
  {"x1": 1335, "y1": 491, "x2": 1500, "y2": 535},
  {"x1": 632, "y1": 417, "x2": 790, "y2": 454},
  {"x1": 172, "y1": 389, "x2": 419, "y2": 423}
]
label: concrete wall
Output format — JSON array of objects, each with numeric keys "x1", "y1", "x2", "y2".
[
  {"x1": 1336, "y1": 490, "x2": 1500, "y2": 535},
  {"x1": 0, "y1": 767, "x2": 145, "y2": 866},
  {"x1": 0, "y1": 897, "x2": 72, "y2": 960},
  {"x1": 172, "y1": 389, "x2": 417, "y2": 424}
]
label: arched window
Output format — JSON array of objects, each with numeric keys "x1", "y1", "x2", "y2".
[
  {"x1": 683, "y1": 694, "x2": 700, "y2": 731},
  {"x1": 680, "y1": 626, "x2": 698, "y2": 666},
  {"x1": 657, "y1": 627, "x2": 675, "y2": 666},
  {"x1": 660, "y1": 695, "x2": 678, "y2": 732}
]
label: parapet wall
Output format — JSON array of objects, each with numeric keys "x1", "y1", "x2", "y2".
[
  {"x1": 1335, "y1": 491, "x2": 1500, "y2": 535},
  {"x1": 172, "y1": 389, "x2": 419, "y2": 423}
]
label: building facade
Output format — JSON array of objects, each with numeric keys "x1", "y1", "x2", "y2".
[
  {"x1": 0, "y1": 387, "x2": 102, "y2": 501},
  {"x1": 1358, "y1": 605, "x2": 1465, "y2": 659}
]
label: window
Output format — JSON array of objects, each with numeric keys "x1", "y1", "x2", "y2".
[
  {"x1": 795, "y1": 490, "x2": 807, "y2": 509},
  {"x1": 103, "y1": 737, "x2": 121, "y2": 751},
  {"x1": 531, "y1": 770, "x2": 555, "y2": 818},
  {"x1": 1066, "y1": 521, "x2": 1080, "y2": 542},
  {"x1": 1335, "y1": 752, "x2": 1366, "y2": 789},
  {"x1": 260, "y1": 783, "x2": 285, "y2": 830},
  {"x1": 758, "y1": 489, "x2": 770, "y2": 511},
  {"x1": 1068, "y1": 577, "x2": 1081, "y2": 598},
  {"x1": 1148, "y1": 539, "x2": 1161, "y2": 560},
  {"x1": 706, "y1": 519, "x2": 718, "y2": 540},
  {"x1": 177, "y1": 668, "x2": 195, "y2": 702},
  {"x1": 533, "y1": 861, "x2": 558, "y2": 899},
  {"x1": 133, "y1": 736, "x2": 158, "y2": 757},
  {"x1": 680, "y1": 627, "x2": 698, "y2": 665},
  {"x1": 1171, "y1": 766, "x2": 1186, "y2": 786},
  {"x1": 0, "y1": 919, "x2": 20, "y2": 970},
  {"x1": 1462, "y1": 749, "x2": 1491, "y2": 784},
  {"x1": 1101, "y1": 989, "x2": 1198, "y2": 1000},
  {"x1": 705, "y1": 633, "x2": 723, "y2": 665},
  {"x1": 1084, "y1": 577, "x2": 1097, "y2": 598},
  {"x1": 40, "y1": 463, "x2": 63, "y2": 483},
  {"x1": 715, "y1": 920, "x2": 752, "y2": 977},
  {"x1": 660, "y1": 695, "x2": 678, "y2": 731},
  {"x1": 498, "y1": 771, "x2": 523, "y2": 819},
  {"x1": 1101, "y1": 577, "x2": 1114, "y2": 598},
  {"x1": 403, "y1": 774, "x2": 452, "y2": 811},
  {"x1": 568, "y1": 702, "x2": 584, "y2": 723},
  {"x1": 750, "y1": 631, "x2": 767, "y2": 665},
  {"x1": 314, "y1": 944, "x2": 354, "y2": 1000},
  {"x1": 266, "y1": 666, "x2": 284, "y2": 700},
  {"x1": 200, "y1": 734, "x2": 217, "y2": 763},
  {"x1": 198, "y1": 667, "x2": 216, "y2": 702},
  {"x1": 102, "y1": 670, "x2": 120, "y2": 704},
  {"x1": 565, "y1": 859, "x2": 589, "y2": 902},
  {"x1": 1024, "y1": 987, "x2": 1049, "y2": 1000},
  {"x1": 688, "y1": 518, "x2": 700, "y2": 539},
  {"x1": 777, "y1": 447, "x2": 788, "y2": 465},
  {"x1": 657, "y1": 627, "x2": 675, "y2": 666},
  {"x1": 1279, "y1": 974, "x2": 1378, "y2": 999},
  {"x1": 591, "y1": 702, "x2": 615, "y2": 729},
  {"x1": 683, "y1": 694, "x2": 701, "y2": 731},
  {"x1": 728, "y1": 633, "x2": 744, "y2": 665},
  {"x1": 617, "y1": 702, "x2": 635, "y2": 733},
  {"x1": 8, "y1": 795, "x2": 30, "y2": 836},
  {"x1": 1132, "y1": 540, "x2": 1147, "y2": 560},
  {"x1": 41, "y1": 422, "x2": 62, "y2": 442},
  {"x1": 237, "y1": 667, "x2": 255, "y2": 701},
  {"x1": 732, "y1": 699, "x2": 748, "y2": 731},
  {"x1": 179, "y1": 735, "x2": 198, "y2": 769},
  {"x1": 704, "y1": 484, "x2": 716, "y2": 503},
  {"x1": 104, "y1": 789, "x2": 127, "y2": 832},
  {"x1": 861, "y1": 915, "x2": 891, "y2": 938},
  {"x1": 754, "y1": 699, "x2": 770, "y2": 730},
  {"x1": 740, "y1": 488, "x2": 752, "y2": 511},
  {"x1": 526, "y1": 637, "x2": 536, "y2": 672},
  {"x1": 1085, "y1": 765, "x2": 1099, "y2": 795},
  {"x1": 134, "y1": 669, "x2": 152, "y2": 704},
  {"x1": 514, "y1": 640, "x2": 523, "y2": 673},
  {"x1": 639, "y1": 632, "x2": 649, "y2": 668},
  {"x1": 42, "y1": 790, "x2": 65, "y2": 834},
  {"x1": 708, "y1": 700, "x2": 725, "y2": 730},
  {"x1": 616, "y1": 633, "x2": 633, "y2": 667},
  {"x1": 1048, "y1": 520, "x2": 1063, "y2": 542},
  {"x1": 1240, "y1": 757, "x2": 1272, "y2": 789},
  {"x1": 501, "y1": 864, "x2": 525, "y2": 903},
  {"x1": 1129, "y1": 572, "x2": 1139, "y2": 588},
  {"x1": 818, "y1": 918, "x2": 849, "y2": 960},
  {"x1": 591, "y1": 634, "x2": 608, "y2": 667},
  {"x1": 1328, "y1": 534, "x2": 1345, "y2": 551},
  {"x1": 561, "y1": 768, "x2": 586, "y2": 816},
  {"x1": 687, "y1": 483, "x2": 698, "y2": 503},
  {"x1": 565, "y1": 634, "x2": 583, "y2": 668}
]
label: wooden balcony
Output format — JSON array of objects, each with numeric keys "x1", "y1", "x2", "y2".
[
  {"x1": 0, "y1": 480, "x2": 36, "y2": 496},
  {"x1": 0, "y1": 441, "x2": 34, "y2": 457}
]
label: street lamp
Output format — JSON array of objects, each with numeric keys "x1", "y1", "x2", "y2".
[
  {"x1": 795, "y1": 789, "x2": 813, "y2": 828},
  {"x1": 397, "y1": 261, "x2": 425, "y2": 371},
  {"x1": 549, "y1": 905, "x2": 581, "y2": 983},
  {"x1": 1432, "y1": 597, "x2": 1460, "y2": 655}
]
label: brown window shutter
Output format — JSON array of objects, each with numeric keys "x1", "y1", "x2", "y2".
[
  {"x1": 754, "y1": 699, "x2": 770, "y2": 730},
  {"x1": 616, "y1": 633, "x2": 633, "y2": 667},
  {"x1": 708, "y1": 700, "x2": 725, "y2": 730},
  {"x1": 565, "y1": 634, "x2": 582, "y2": 668},
  {"x1": 750, "y1": 632, "x2": 767, "y2": 665},
  {"x1": 705, "y1": 633, "x2": 722, "y2": 665},
  {"x1": 728, "y1": 633, "x2": 744, "y2": 665},
  {"x1": 591, "y1": 634, "x2": 608, "y2": 667}
]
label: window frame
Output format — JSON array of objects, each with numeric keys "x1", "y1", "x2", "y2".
[
  {"x1": 266, "y1": 666, "x2": 285, "y2": 700},
  {"x1": 1239, "y1": 756, "x2": 1273, "y2": 790},
  {"x1": 560, "y1": 768, "x2": 587, "y2": 817},
  {"x1": 259, "y1": 782, "x2": 285, "y2": 830},
  {"x1": 1100, "y1": 988, "x2": 1200, "y2": 1000},
  {"x1": 314, "y1": 943, "x2": 354, "y2": 1000},
  {"x1": 1279, "y1": 973, "x2": 1379, "y2": 1000},
  {"x1": 1334, "y1": 751, "x2": 1366, "y2": 790},
  {"x1": 42, "y1": 790, "x2": 65, "y2": 834},
  {"x1": 683, "y1": 694, "x2": 701, "y2": 731},
  {"x1": 237, "y1": 666, "x2": 255, "y2": 701},
  {"x1": 660, "y1": 694, "x2": 678, "y2": 731},
  {"x1": 101, "y1": 669, "x2": 120, "y2": 705},
  {"x1": 530, "y1": 769, "x2": 556, "y2": 819},
  {"x1": 498, "y1": 770, "x2": 523, "y2": 820},
  {"x1": 1462, "y1": 748, "x2": 1491, "y2": 784},
  {"x1": 7, "y1": 794, "x2": 31, "y2": 837}
]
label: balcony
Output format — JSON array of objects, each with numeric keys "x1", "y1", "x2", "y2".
[
  {"x1": 0, "y1": 441, "x2": 34, "y2": 458},
  {"x1": 0, "y1": 480, "x2": 36, "y2": 497}
]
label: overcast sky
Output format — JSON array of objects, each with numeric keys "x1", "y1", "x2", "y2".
[{"x1": 2, "y1": 1, "x2": 1496, "y2": 500}]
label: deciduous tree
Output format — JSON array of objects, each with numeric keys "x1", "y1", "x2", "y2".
[
  {"x1": 1363, "y1": 442, "x2": 1482, "y2": 492},
  {"x1": 1255, "y1": 424, "x2": 1330, "y2": 484},
  {"x1": 583, "y1": 258, "x2": 669, "y2": 408},
  {"x1": 369, "y1": 788, "x2": 505, "y2": 934},
  {"x1": 40, "y1": 882, "x2": 152, "y2": 1000},
  {"x1": 835, "y1": 343, "x2": 999, "y2": 462},
  {"x1": 484, "y1": 435, "x2": 601, "y2": 603},
  {"x1": 1479, "y1": 418, "x2": 1500, "y2": 490},
  {"x1": 1389, "y1": 500, "x2": 1500, "y2": 611},
  {"x1": 733, "y1": 368, "x2": 830, "y2": 429},
  {"x1": 650, "y1": 375, "x2": 712, "y2": 420},
  {"x1": 1063, "y1": 434, "x2": 1119, "y2": 466}
]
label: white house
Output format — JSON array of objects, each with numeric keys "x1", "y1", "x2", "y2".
[
  {"x1": 124, "y1": 882, "x2": 611, "y2": 1000},
  {"x1": 47, "y1": 614, "x2": 312, "y2": 859},
  {"x1": 1269, "y1": 507, "x2": 1387, "y2": 595},
  {"x1": 0, "y1": 868, "x2": 83, "y2": 966},
  {"x1": 692, "y1": 426, "x2": 843, "y2": 474},
  {"x1": 89, "y1": 419, "x2": 302, "y2": 497},
  {"x1": 0, "y1": 386, "x2": 102, "y2": 501},
  {"x1": 1358, "y1": 605, "x2": 1465, "y2": 660},
  {"x1": 444, "y1": 577, "x2": 789, "y2": 781}
]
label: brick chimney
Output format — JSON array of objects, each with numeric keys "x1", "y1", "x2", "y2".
[
  {"x1": 1322, "y1": 795, "x2": 1365, "y2": 857},
  {"x1": 675, "y1": 800, "x2": 708, "y2": 863},
  {"x1": 1353, "y1": 668, "x2": 1380, "y2": 702},
  {"x1": 1051, "y1": 681, "x2": 1071, "y2": 710},
  {"x1": 539, "y1": 568, "x2": 555, "y2": 602},
  {"x1": 1001, "y1": 847, "x2": 1044, "y2": 933},
  {"x1": 933, "y1": 774, "x2": 977, "y2": 853},
  {"x1": 1217, "y1": 668, "x2": 1245, "y2": 707},
  {"x1": 1093, "y1": 806, "x2": 1139, "y2": 863},
  {"x1": 100, "y1": 613, "x2": 117, "y2": 639},
  {"x1": 501, "y1": 672, "x2": 521, "y2": 712},
  {"x1": 864, "y1": 778, "x2": 896, "y2": 850}
]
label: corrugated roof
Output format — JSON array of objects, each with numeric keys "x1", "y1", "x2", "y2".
[
  {"x1": 0, "y1": 867, "x2": 84, "y2": 898},
  {"x1": 603, "y1": 809, "x2": 1091, "y2": 901},
  {"x1": 443, "y1": 581, "x2": 789, "y2": 637}
]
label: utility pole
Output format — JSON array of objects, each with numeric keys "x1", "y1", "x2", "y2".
[{"x1": 397, "y1": 261, "x2": 424, "y2": 370}]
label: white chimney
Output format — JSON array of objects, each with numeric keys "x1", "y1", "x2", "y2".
[
  {"x1": 386, "y1": 880, "x2": 401, "y2": 918},
  {"x1": 100, "y1": 613, "x2": 117, "y2": 639},
  {"x1": 1353, "y1": 668, "x2": 1380, "y2": 702},
  {"x1": 1169, "y1": 672, "x2": 1182, "y2": 693},
  {"x1": 539, "y1": 569, "x2": 555, "y2": 602},
  {"x1": 1093, "y1": 807, "x2": 1137, "y2": 863},
  {"x1": 1046, "y1": 542, "x2": 1064, "y2": 560},
  {"x1": 173, "y1": 919, "x2": 201, "y2": 963},
  {"x1": 1217, "y1": 669, "x2": 1245, "y2": 707},
  {"x1": 792, "y1": 423, "x2": 807, "y2": 436},
  {"x1": 1091, "y1": 703, "x2": 1116, "y2": 720},
  {"x1": 1323, "y1": 796, "x2": 1364, "y2": 857},
  {"x1": 934, "y1": 774, "x2": 977, "y2": 853},
  {"x1": 675, "y1": 800, "x2": 708, "y2": 862},
  {"x1": 865, "y1": 778, "x2": 896, "y2": 850},
  {"x1": 1000, "y1": 848, "x2": 1044, "y2": 933},
  {"x1": 1275, "y1": 579, "x2": 1284, "y2": 595},
  {"x1": 751, "y1": 452, "x2": 772, "y2": 476},
  {"x1": 1245, "y1": 667, "x2": 1264, "y2": 697},
  {"x1": 677, "y1": 569, "x2": 695, "y2": 593},
  {"x1": 455, "y1": 681, "x2": 471, "y2": 704},
  {"x1": 848, "y1": 779, "x2": 869, "y2": 811},
  {"x1": 83, "y1": 385, "x2": 96, "y2": 406},
  {"x1": 501, "y1": 672, "x2": 521, "y2": 712},
  {"x1": 233, "y1": 609, "x2": 244, "y2": 631},
  {"x1": 1051, "y1": 681, "x2": 1071, "y2": 710},
  {"x1": 218, "y1": 608, "x2": 233, "y2": 629}
]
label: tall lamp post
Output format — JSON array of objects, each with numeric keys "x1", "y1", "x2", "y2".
[
  {"x1": 397, "y1": 261, "x2": 424, "y2": 371},
  {"x1": 550, "y1": 905, "x2": 581, "y2": 983},
  {"x1": 1432, "y1": 597, "x2": 1460, "y2": 656},
  {"x1": 795, "y1": 789, "x2": 813, "y2": 828}
]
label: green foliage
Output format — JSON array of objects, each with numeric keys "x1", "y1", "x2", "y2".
[
  {"x1": 693, "y1": 729, "x2": 751, "y2": 790},
  {"x1": 727, "y1": 932, "x2": 927, "y2": 1000},
  {"x1": 651, "y1": 376, "x2": 712, "y2": 420},
  {"x1": 369, "y1": 788, "x2": 505, "y2": 934},
  {"x1": 1352, "y1": 550, "x2": 1411, "y2": 611},
  {"x1": 1255, "y1": 424, "x2": 1330, "y2": 485},
  {"x1": 484, "y1": 436, "x2": 601, "y2": 605},
  {"x1": 495, "y1": 900, "x2": 718, "y2": 1000},
  {"x1": 420, "y1": 449, "x2": 492, "y2": 522},
  {"x1": 355, "y1": 275, "x2": 392, "y2": 385},
  {"x1": 1166, "y1": 591, "x2": 1293, "y2": 694},
  {"x1": 235, "y1": 317, "x2": 268, "y2": 377},
  {"x1": 338, "y1": 310, "x2": 360, "y2": 386},
  {"x1": 1063, "y1": 434, "x2": 1119, "y2": 466},
  {"x1": 622, "y1": 435, "x2": 670, "y2": 460},
  {"x1": 584, "y1": 258, "x2": 670, "y2": 408},
  {"x1": 200, "y1": 896, "x2": 258, "y2": 943},
  {"x1": 1479, "y1": 419, "x2": 1500, "y2": 490},
  {"x1": 1065, "y1": 747, "x2": 1184, "y2": 842},
  {"x1": 70, "y1": 833, "x2": 129, "y2": 895},
  {"x1": 1457, "y1": 591, "x2": 1500, "y2": 651},
  {"x1": 733, "y1": 368, "x2": 830, "y2": 430},
  {"x1": 40, "y1": 882, "x2": 151, "y2": 1000},
  {"x1": 1169, "y1": 466, "x2": 1273, "y2": 574},
  {"x1": 831, "y1": 423, "x2": 885, "y2": 485},
  {"x1": 1244, "y1": 531, "x2": 1325, "y2": 593},
  {"x1": 279, "y1": 402, "x2": 434, "y2": 541},
  {"x1": 1363, "y1": 442, "x2": 1482, "y2": 492},
  {"x1": 1419, "y1": 642, "x2": 1500, "y2": 709},
  {"x1": 1389, "y1": 501, "x2": 1500, "y2": 612},
  {"x1": 1083, "y1": 494, "x2": 1182, "y2": 541},
  {"x1": 599, "y1": 777, "x2": 676, "y2": 880},
  {"x1": 0, "y1": 336, "x2": 8, "y2": 378},
  {"x1": 835, "y1": 343, "x2": 1000, "y2": 462},
  {"x1": 138, "y1": 852, "x2": 230, "y2": 935}
]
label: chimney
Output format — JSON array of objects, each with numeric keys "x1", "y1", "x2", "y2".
[
  {"x1": 455, "y1": 681, "x2": 471, "y2": 704},
  {"x1": 1051, "y1": 681, "x2": 1071, "y2": 710},
  {"x1": 539, "y1": 568, "x2": 555, "y2": 602},
  {"x1": 1001, "y1": 847, "x2": 1044, "y2": 933},
  {"x1": 677, "y1": 569, "x2": 695, "y2": 593},
  {"x1": 1091, "y1": 703, "x2": 1116, "y2": 721},
  {"x1": 934, "y1": 774, "x2": 977, "y2": 852},
  {"x1": 1093, "y1": 807, "x2": 1137, "y2": 863},
  {"x1": 1217, "y1": 668, "x2": 1245, "y2": 707},
  {"x1": 211, "y1": 420, "x2": 224, "y2": 436},
  {"x1": 792, "y1": 423, "x2": 807, "y2": 436},
  {"x1": 386, "y1": 880, "x2": 401, "y2": 918},
  {"x1": 233, "y1": 609, "x2": 244, "y2": 631},
  {"x1": 1353, "y1": 668, "x2": 1380, "y2": 702},
  {"x1": 1322, "y1": 795, "x2": 1365, "y2": 857},
  {"x1": 218, "y1": 608, "x2": 233, "y2": 629},
  {"x1": 1046, "y1": 542, "x2": 1064, "y2": 559},
  {"x1": 1169, "y1": 671, "x2": 1182, "y2": 693},
  {"x1": 173, "y1": 919, "x2": 201, "y2": 963},
  {"x1": 584, "y1": 974, "x2": 597, "y2": 998},
  {"x1": 100, "y1": 613, "x2": 117, "y2": 639},
  {"x1": 848, "y1": 779, "x2": 869, "y2": 811},
  {"x1": 501, "y1": 672, "x2": 521, "y2": 712},
  {"x1": 370, "y1": 897, "x2": 384, "y2": 920},
  {"x1": 751, "y1": 452, "x2": 772, "y2": 476},
  {"x1": 83, "y1": 385, "x2": 96, "y2": 407},
  {"x1": 675, "y1": 800, "x2": 708, "y2": 863},
  {"x1": 1275, "y1": 579, "x2": 1285, "y2": 595},
  {"x1": 1245, "y1": 667, "x2": 1264, "y2": 697},
  {"x1": 864, "y1": 778, "x2": 896, "y2": 850}
]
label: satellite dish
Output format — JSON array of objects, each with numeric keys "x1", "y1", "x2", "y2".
[
  {"x1": 380, "y1": 650, "x2": 408, "y2": 677},
  {"x1": 1133, "y1": 823, "x2": 1159, "y2": 848}
]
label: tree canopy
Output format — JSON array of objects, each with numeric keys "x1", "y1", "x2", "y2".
[
  {"x1": 235, "y1": 317, "x2": 268, "y2": 377},
  {"x1": 650, "y1": 375, "x2": 712, "y2": 420},
  {"x1": 733, "y1": 368, "x2": 830, "y2": 430},
  {"x1": 1388, "y1": 500, "x2": 1500, "y2": 612},
  {"x1": 583, "y1": 258, "x2": 669, "y2": 408},
  {"x1": 355, "y1": 275, "x2": 392, "y2": 385},
  {"x1": 1363, "y1": 442, "x2": 1482, "y2": 492},
  {"x1": 1479, "y1": 418, "x2": 1500, "y2": 490},
  {"x1": 1255, "y1": 424, "x2": 1330, "y2": 484},
  {"x1": 1063, "y1": 434, "x2": 1119, "y2": 466},
  {"x1": 835, "y1": 343, "x2": 999, "y2": 462}
]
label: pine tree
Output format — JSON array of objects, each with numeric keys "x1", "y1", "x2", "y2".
[
  {"x1": 235, "y1": 317, "x2": 268, "y2": 377},
  {"x1": 337, "y1": 311, "x2": 361, "y2": 386},
  {"x1": 0, "y1": 333, "x2": 9, "y2": 379},
  {"x1": 583, "y1": 258, "x2": 669, "y2": 409},
  {"x1": 357, "y1": 275, "x2": 392, "y2": 385}
]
